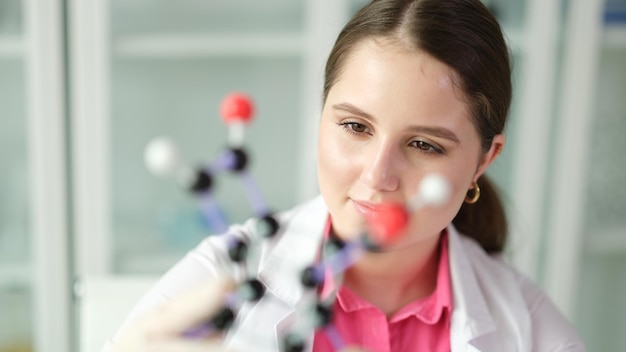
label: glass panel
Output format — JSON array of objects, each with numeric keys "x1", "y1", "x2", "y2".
[
  {"x1": 0, "y1": 1, "x2": 34, "y2": 350},
  {"x1": 575, "y1": 30, "x2": 626, "y2": 351},
  {"x1": 0, "y1": 0, "x2": 22, "y2": 35},
  {"x1": 584, "y1": 43, "x2": 626, "y2": 233},
  {"x1": 576, "y1": 253, "x2": 626, "y2": 351},
  {"x1": 109, "y1": 1, "x2": 305, "y2": 274}
]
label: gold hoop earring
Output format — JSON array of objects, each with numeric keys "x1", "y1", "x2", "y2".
[{"x1": 465, "y1": 182, "x2": 480, "y2": 204}]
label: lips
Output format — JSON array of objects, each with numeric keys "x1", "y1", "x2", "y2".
[
  {"x1": 352, "y1": 200, "x2": 382, "y2": 219},
  {"x1": 352, "y1": 199, "x2": 410, "y2": 246}
]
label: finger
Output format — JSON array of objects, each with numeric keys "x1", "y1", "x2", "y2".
[{"x1": 146, "y1": 276, "x2": 237, "y2": 336}]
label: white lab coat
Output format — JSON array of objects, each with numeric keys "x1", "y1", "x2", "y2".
[{"x1": 105, "y1": 196, "x2": 585, "y2": 352}]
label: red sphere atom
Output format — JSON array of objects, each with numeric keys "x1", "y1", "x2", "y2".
[
  {"x1": 220, "y1": 93, "x2": 254, "y2": 124},
  {"x1": 366, "y1": 203, "x2": 409, "y2": 246}
]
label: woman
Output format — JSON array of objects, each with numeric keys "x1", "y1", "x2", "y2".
[{"x1": 107, "y1": 0, "x2": 585, "y2": 351}]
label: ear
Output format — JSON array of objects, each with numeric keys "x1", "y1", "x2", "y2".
[{"x1": 472, "y1": 134, "x2": 505, "y2": 184}]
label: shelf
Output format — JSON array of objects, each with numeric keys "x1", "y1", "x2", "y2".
[
  {"x1": 113, "y1": 27, "x2": 529, "y2": 59},
  {"x1": 603, "y1": 24, "x2": 626, "y2": 49},
  {"x1": 0, "y1": 36, "x2": 23, "y2": 58},
  {"x1": 0, "y1": 264, "x2": 30, "y2": 289},
  {"x1": 114, "y1": 33, "x2": 304, "y2": 59}
]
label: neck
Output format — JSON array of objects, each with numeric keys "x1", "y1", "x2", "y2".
[{"x1": 343, "y1": 233, "x2": 442, "y2": 317}]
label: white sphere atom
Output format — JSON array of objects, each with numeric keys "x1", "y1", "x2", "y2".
[
  {"x1": 144, "y1": 137, "x2": 181, "y2": 177},
  {"x1": 419, "y1": 173, "x2": 451, "y2": 207}
]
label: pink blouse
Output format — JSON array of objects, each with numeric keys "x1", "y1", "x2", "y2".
[{"x1": 312, "y1": 225, "x2": 452, "y2": 352}]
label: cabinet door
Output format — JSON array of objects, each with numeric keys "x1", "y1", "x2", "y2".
[
  {"x1": 1, "y1": 0, "x2": 70, "y2": 351},
  {"x1": 0, "y1": 2, "x2": 32, "y2": 350},
  {"x1": 576, "y1": 39, "x2": 626, "y2": 352},
  {"x1": 109, "y1": 1, "x2": 307, "y2": 274},
  {"x1": 558, "y1": 1, "x2": 626, "y2": 350}
]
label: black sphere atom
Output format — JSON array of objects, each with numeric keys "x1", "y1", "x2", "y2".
[
  {"x1": 327, "y1": 235, "x2": 346, "y2": 251},
  {"x1": 211, "y1": 306, "x2": 235, "y2": 331},
  {"x1": 361, "y1": 233, "x2": 382, "y2": 253},
  {"x1": 189, "y1": 169, "x2": 213, "y2": 193},
  {"x1": 258, "y1": 214, "x2": 280, "y2": 238},
  {"x1": 300, "y1": 266, "x2": 323, "y2": 289},
  {"x1": 282, "y1": 332, "x2": 306, "y2": 352},
  {"x1": 314, "y1": 303, "x2": 333, "y2": 328},
  {"x1": 228, "y1": 239, "x2": 249, "y2": 263},
  {"x1": 228, "y1": 147, "x2": 248, "y2": 172},
  {"x1": 240, "y1": 278, "x2": 266, "y2": 302}
]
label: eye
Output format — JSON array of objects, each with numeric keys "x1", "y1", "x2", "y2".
[
  {"x1": 338, "y1": 121, "x2": 371, "y2": 135},
  {"x1": 410, "y1": 140, "x2": 444, "y2": 154}
]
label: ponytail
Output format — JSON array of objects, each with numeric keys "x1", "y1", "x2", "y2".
[{"x1": 452, "y1": 175, "x2": 507, "y2": 254}]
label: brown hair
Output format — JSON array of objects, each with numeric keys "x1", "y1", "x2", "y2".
[{"x1": 323, "y1": 0, "x2": 511, "y2": 253}]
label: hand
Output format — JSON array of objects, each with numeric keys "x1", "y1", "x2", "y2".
[
  {"x1": 110, "y1": 276, "x2": 369, "y2": 352},
  {"x1": 110, "y1": 276, "x2": 236, "y2": 352}
]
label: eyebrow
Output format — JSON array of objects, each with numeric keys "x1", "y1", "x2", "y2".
[{"x1": 332, "y1": 102, "x2": 461, "y2": 145}]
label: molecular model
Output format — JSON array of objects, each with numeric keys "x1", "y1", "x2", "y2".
[{"x1": 144, "y1": 92, "x2": 451, "y2": 351}]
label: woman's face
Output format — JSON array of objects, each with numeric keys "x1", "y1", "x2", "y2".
[{"x1": 317, "y1": 39, "x2": 504, "y2": 247}]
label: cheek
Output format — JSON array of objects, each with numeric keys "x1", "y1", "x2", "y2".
[
  {"x1": 318, "y1": 124, "x2": 348, "y2": 194},
  {"x1": 447, "y1": 171, "x2": 474, "y2": 200},
  {"x1": 318, "y1": 125, "x2": 360, "y2": 183}
]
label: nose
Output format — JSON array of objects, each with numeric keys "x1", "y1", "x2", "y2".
[{"x1": 360, "y1": 140, "x2": 401, "y2": 192}]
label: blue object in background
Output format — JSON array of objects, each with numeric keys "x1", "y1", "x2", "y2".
[{"x1": 605, "y1": 1, "x2": 626, "y2": 24}]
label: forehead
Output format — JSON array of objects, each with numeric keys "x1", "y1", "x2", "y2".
[
  {"x1": 328, "y1": 38, "x2": 470, "y2": 122},
  {"x1": 344, "y1": 37, "x2": 462, "y2": 92}
]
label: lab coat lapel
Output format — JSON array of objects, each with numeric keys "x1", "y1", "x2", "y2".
[
  {"x1": 250, "y1": 196, "x2": 328, "y2": 350},
  {"x1": 448, "y1": 225, "x2": 533, "y2": 351},
  {"x1": 226, "y1": 293, "x2": 295, "y2": 351},
  {"x1": 447, "y1": 225, "x2": 497, "y2": 351},
  {"x1": 258, "y1": 196, "x2": 328, "y2": 307}
]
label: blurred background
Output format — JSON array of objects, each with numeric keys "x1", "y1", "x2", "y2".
[{"x1": 0, "y1": 0, "x2": 625, "y2": 351}]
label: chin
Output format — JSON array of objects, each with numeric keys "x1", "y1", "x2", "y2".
[{"x1": 330, "y1": 216, "x2": 363, "y2": 240}]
